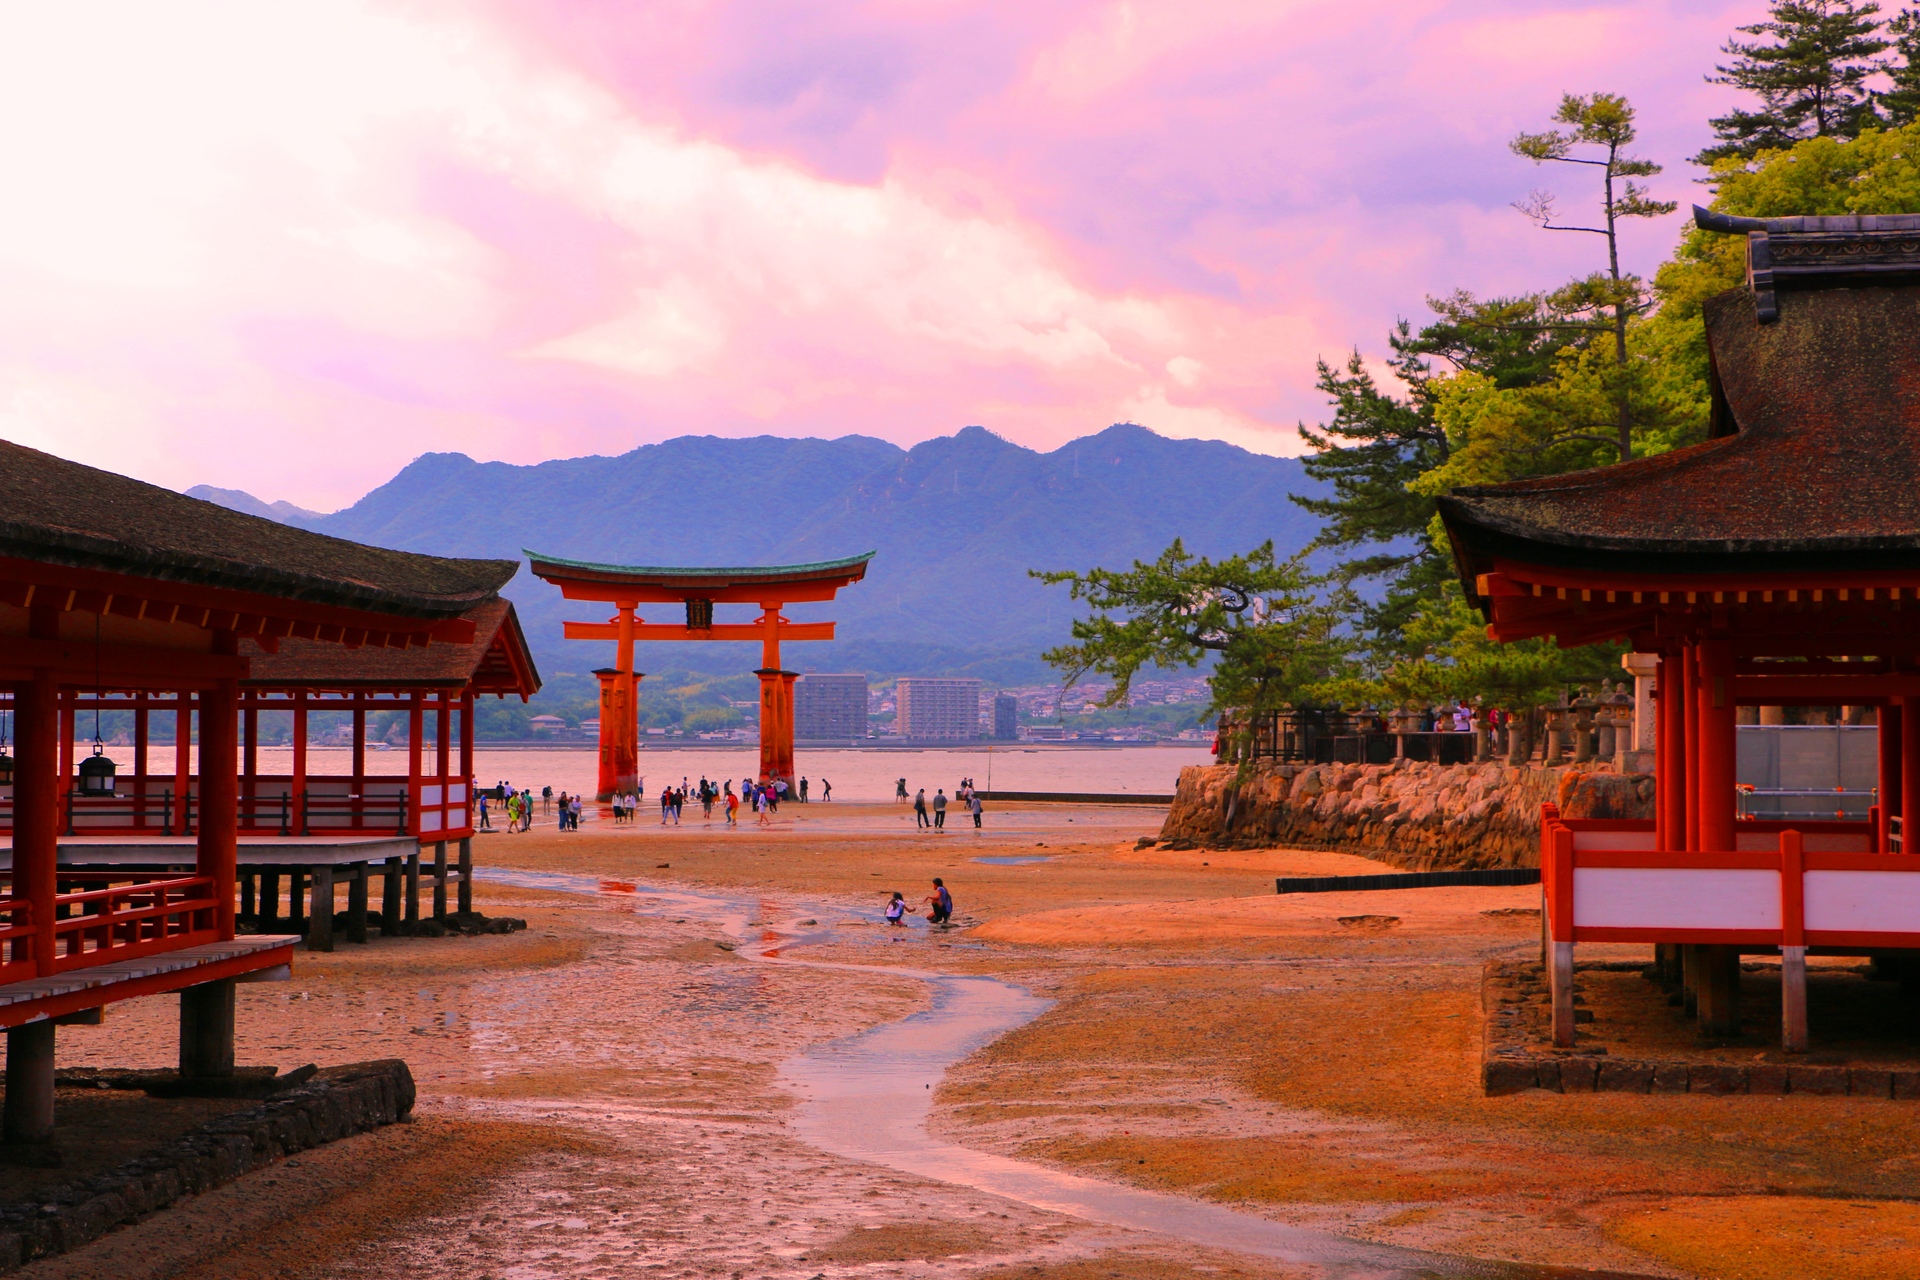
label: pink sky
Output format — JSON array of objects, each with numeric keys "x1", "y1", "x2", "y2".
[{"x1": 0, "y1": 0, "x2": 1762, "y2": 510}]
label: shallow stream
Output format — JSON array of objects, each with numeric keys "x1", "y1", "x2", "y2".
[{"x1": 476, "y1": 867, "x2": 1652, "y2": 1280}]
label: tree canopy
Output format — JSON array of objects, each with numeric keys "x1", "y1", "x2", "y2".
[{"x1": 1698, "y1": 1, "x2": 1892, "y2": 163}]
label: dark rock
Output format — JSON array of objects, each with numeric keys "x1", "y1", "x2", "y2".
[
  {"x1": 1788, "y1": 1065, "x2": 1849, "y2": 1096},
  {"x1": 1650, "y1": 1065, "x2": 1690, "y2": 1094},
  {"x1": 1849, "y1": 1068, "x2": 1894, "y2": 1099},
  {"x1": 1558, "y1": 1059, "x2": 1599, "y2": 1092},
  {"x1": 1891, "y1": 1070, "x2": 1920, "y2": 1100},
  {"x1": 1687, "y1": 1065, "x2": 1748, "y2": 1095},
  {"x1": 1597, "y1": 1061, "x2": 1655, "y2": 1093},
  {"x1": 1482, "y1": 1059, "x2": 1539, "y2": 1095}
]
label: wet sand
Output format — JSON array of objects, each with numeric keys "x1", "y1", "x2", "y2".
[{"x1": 22, "y1": 801, "x2": 1920, "y2": 1279}]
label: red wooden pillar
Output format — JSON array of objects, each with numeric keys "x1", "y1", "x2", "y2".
[
  {"x1": 407, "y1": 693, "x2": 423, "y2": 836},
  {"x1": 1697, "y1": 638, "x2": 1737, "y2": 852},
  {"x1": 174, "y1": 694, "x2": 193, "y2": 835},
  {"x1": 1655, "y1": 652, "x2": 1676, "y2": 851},
  {"x1": 57, "y1": 690, "x2": 74, "y2": 797},
  {"x1": 351, "y1": 698, "x2": 366, "y2": 830},
  {"x1": 1879, "y1": 702, "x2": 1902, "y2": 852},
  {"x1": 133, "y1": 701, "x2": 149, "y2": 828},
  {"x1": 459, "y1": 691, "x2": 474, "y2": 798},
  {"x1": 240, "y1": 694, "x2": 257, "y2": 830},
  {"x1": 16, "y1": 664, "x2": 60, "y2": 977},
  {"x1": 291, "y1": 693, "x2": 307, "y2": 836},
  {"x1": 436, "y1": 689, "x2": 451, "y2": 830},
  {"x1": 199, "y1": 635, "x2": 239, "y2": 940},
  {"x1": 1682, "y1": 642, "x2": 1701, "y2": 852},
  {"x1": 1903, "y1": 697, "x2": 1920, "y2": 854}
]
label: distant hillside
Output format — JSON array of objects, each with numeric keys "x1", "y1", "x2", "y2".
[
  {"x1": 207, "y1": 425, "x2": 1328, "y2": 681},
  {"x1": 184, "y1": 485, "x2": 324, "y2": 525}
]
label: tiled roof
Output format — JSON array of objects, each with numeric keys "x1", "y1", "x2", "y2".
[
  {"x1": 239, "y1": 600, "x2": 540, "y2": 696},
  {"x1": 0, "y1": 442, "x2": 515, "y2": 617}
]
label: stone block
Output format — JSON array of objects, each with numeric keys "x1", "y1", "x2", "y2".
[
  {"x1": 1597, "y1": 1060, "x2": 1655, "y2": 1093},
  {"x1": 1849, "y1": 1068, "x2": 1894, "y2": 1099},
  {"x1": 1482, "y1": 1059, "x2": 1539, "y2": 1096},
  {"x1": 1788, "y1": 1065, "x2": 1849, "y2": 1096},
  {"x1": 1533, "y1": 1060, "x2": 1563, "y2": 1093},
  {"x1": 1891, "y1": 1070, "x2": 1920, "y2": 1100},
  {"x1": 1559, "y1": 1058, "x2": 1599, "y2": 1093},
  {"x1": 1649, "y1": 1065, "x2": 1690, "y2": 1094},
  {"x1": 1687, "y1": 1064, "x2": 1748, "y2": 1095}
]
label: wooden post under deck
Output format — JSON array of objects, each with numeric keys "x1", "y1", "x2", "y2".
[
  {"x1": 433, "y1": 841, "x2": 448, "y2": 919},
  {"x1": 179, "y1": 980, "x2": 236, "y2": 1079},
  {"x1": 405, "y1": 852, "x2": 420, "y2": 924},
  {"x1": 457, "y1": 837, "x2": 472, "y2": 914},
  {"x1": 308, "y1": 864, "x2": 333, "y2": 953},
  {"x1": 347, "y1": 862, "x2": 369, "y2": 943},
  {"x1": 382, "y1": 856, "x2": 402, "y2": 934}
]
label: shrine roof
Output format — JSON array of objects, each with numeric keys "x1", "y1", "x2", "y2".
[
  {"x1": 1442, "y1": 213, "x2": 1920, "y2": 592},
  {"x1": 238, "y1": 599, "x2": 540, "y2": 697},
  {"x1": 0, "y1": 442, "x2": 516, "y2": 618}
]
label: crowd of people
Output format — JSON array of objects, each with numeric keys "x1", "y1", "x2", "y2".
[{"x1": 903, "y1": 777, "x2": 986, "y2": 831}]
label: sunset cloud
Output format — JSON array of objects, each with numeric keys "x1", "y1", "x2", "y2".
[{"x1": 0, "y1": 0, "x2": 1760, "y2": 507}]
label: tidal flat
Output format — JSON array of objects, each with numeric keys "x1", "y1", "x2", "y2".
[{"x1": 24, "y1": 801, "x2": 1920, "y2": 1280}]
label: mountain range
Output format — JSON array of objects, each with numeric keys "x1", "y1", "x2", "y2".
[{"x1": 200, "y1": 424, "x2": 1328, "y2": 684}]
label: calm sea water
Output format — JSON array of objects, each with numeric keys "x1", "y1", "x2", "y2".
[{"x1": 94, "y1": 744, "x2": 1209, "y2": 804}]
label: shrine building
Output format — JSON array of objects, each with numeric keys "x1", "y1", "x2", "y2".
[
  {"x1": 527, "y1": 552, "x2": 872, "y2": 797},
  {"x1": 1440, "y1": 208, "x2": 1920, "y2": 1054},
  {"x1": 0, "y1": 443, "x2": 520, "y2": 1147}
]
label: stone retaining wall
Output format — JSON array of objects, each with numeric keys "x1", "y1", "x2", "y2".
[
  {"x1": 1158, "y1": 759, "x2": 1654, "y2": 869},
  {"x1": 0, "y1": 1058, "x2": 415, "y2": 1271}
]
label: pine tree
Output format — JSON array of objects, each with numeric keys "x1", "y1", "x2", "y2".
[
  {"x1": 1882, "y1": 8, "x2": 1920, "y2": 123},
  {"x1": 1696, "y1": 1, "x2": 1889, "y2": 164}
]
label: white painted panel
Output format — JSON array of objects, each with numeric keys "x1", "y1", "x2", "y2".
[
  {"x1": 419, "y1": 810, "x2": 442, "y2": 833},
  {"x1": 446, "y1": 783, "x2": 466, "y2": 803},
  {"x1": 1572, "y1": 830, "x2": 1657, "y2": 851},
  {"x1": 419, "y1": 785, "x2": 442, "y2": 806},
  {"x1": 1574, "y1": 868, "x2": 1780, "y2": 931},
  {"x1": 1805, "y1": 871, "x2": 1920, "y2": 934}
]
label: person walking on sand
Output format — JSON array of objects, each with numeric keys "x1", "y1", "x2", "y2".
[
  {"x1": 896, "y1": 777, "x2": 908, "y2": 805},
  {"x1": 821, "y1": 777, "x2": 832, "y2": 803},
  {"x1": 756, "y1": 786, "x2": 773, "y2": 828},
  {"x1": 478, "y1": 792, "x2": 492, "y2": 831},
  {"x1": 933, "y1": 788, "x2": 948, "y2": 830},
  {"x1": 924, "y1": 878, "x2": 953, "y2": 926},
  {"x1": 799, "y1": 776, "x2": 809, "y2": 803},
  {"x1": 660, "y1": 786, "x2": 673, "y2": 825},
  {"x1": 970, "y1": 789, "x2": 982, "y2": 830},
  {"x1": 725, "y1": 784, "x2": 739, "y2": 827},
  {"x1": 914, "y1": 788, "x2": 930, "y2": 829}
]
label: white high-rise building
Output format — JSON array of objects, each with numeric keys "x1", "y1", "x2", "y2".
[{"x1": 895, "y1": 677, "x2": 982, "y2": 741}]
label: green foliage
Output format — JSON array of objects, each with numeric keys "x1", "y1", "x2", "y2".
[
  {"x1": 1294, "y1": 293, "x2": 1581, "y2": 652},
  {"x1": 1698, "y1": 1, "x2": 1891, "y2": 164},
  {"x1": 1325, "y1": 584, "x2": 1623, "y2": 713},
  {"x1": 1885, "y1": 8, "x2": 1920, "y2": 123},
  {"x1": 1031, "y1": 540, "x2": 1348, "y2": 719}
]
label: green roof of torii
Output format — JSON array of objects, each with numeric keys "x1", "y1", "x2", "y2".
[{"x1": 523, "y1": 550, "x2": 875, "y2": 583}]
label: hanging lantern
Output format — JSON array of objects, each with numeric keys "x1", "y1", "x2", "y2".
[
  {"x1": 77, "y1": 742, "x2": 116, "y2": 797},
  {"x1": 0, "y1": 751, "x2": 13, "y2": 788}
]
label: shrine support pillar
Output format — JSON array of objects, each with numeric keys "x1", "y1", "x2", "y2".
[
  {"x1": 1697, "y1": 639, "x2": 1736, "y2": 853},
  {"x1": 1655, "y1": 652, "x2": 1678, "y2": 852},
  {"x1": 173, "y1": 694, "x2": 193, "y2": 836},
  {"x1": 1903, "y1": 698, "x2": 1920, "y2": 854},
  {"x1": 1880, "y1": 702, "x2": 1903, "y2": 852},
  {"x1": 291, "y1": 694, "x2": 308, "y2": 836},
  {"x1": 594, "y1": 662, "x2": 641, "y2": 802},
  {"x1": 756, "y1": 669, "x2": 798, "y2": 785},
  {"x1": 7, "y1": 625, "x2": 59, "y2": 1145},
  {"x1": 1682, "y1": 642, "x2": 1702, "y2": 852},
  {"x1": 198, "y1": 645, "x2": 239, "y2": 941}
]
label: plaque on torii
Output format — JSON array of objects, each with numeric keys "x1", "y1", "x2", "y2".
[{"x1": 526, "y1": 551, "x2": 874, "y2": 800}]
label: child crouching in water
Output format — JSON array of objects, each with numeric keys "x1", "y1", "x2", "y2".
[{"x1": 884, "y1": 891, "x2": 916, "y2": 935}]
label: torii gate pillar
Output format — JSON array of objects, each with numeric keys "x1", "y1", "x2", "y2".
[
  {"x1": 593, "y1": 665, "x2": 643, "y2": 801},
  {"x1": 756, "y1": 668, "x2": 798, "y2": 786}
]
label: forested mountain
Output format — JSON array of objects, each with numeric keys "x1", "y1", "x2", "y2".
[{"x1": 211, "y1": 424, "x2": 1326, "y2": 682}]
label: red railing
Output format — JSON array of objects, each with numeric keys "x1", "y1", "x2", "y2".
[
  {"x1": 0, "y1": 898, "x2": 35, "y2": 984},
  {"x1": 48, "y1": 874, "x2": 218, "y2": 972}
]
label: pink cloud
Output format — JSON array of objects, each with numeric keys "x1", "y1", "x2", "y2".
[{"x1": 0, "y1": 0, "x2": 1765, "y2": 508}]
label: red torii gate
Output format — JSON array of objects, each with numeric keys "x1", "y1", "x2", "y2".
[{"x1": 526, "y1": 552, "x2": 873, "y2": 798}]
